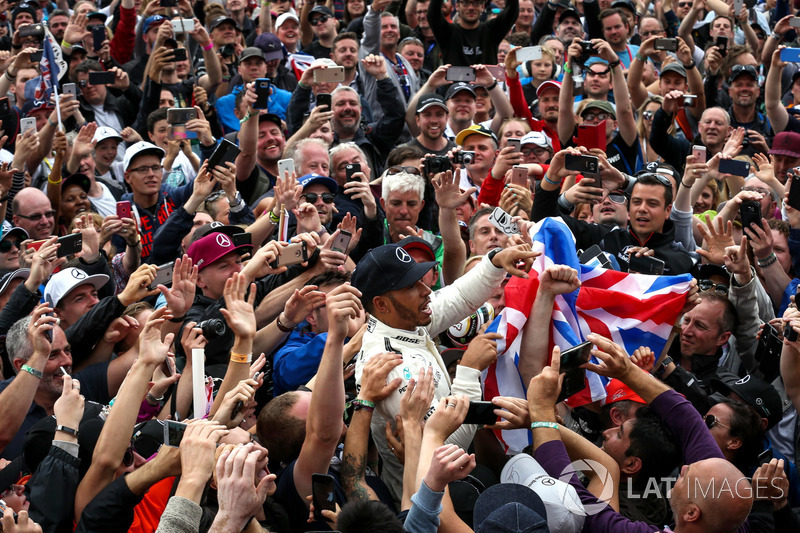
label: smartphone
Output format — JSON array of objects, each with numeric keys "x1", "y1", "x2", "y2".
[
  {"x1": 780, "y1": 48, "x2": 800, "y2": 62},
  {"x1": 628, "y1": 254, "x2": 665, "y2": 275},
  {"x1": 516, "y1": 46, "x2": 543, "y2": 62},
  {"x1": 117, "y1": 200, "x2": 132, "y2": 220},
  {"x1": 277, "y1": 158, "x2": 295, "y2": 178},
  {"x1": 29, "y1": 49, "x2": 42, "y2": 63},
  {"x1": 207, "y1": 139, "x2": 241, "y2": 171},
  {"x1": 20, "y1": 117, "x2": 36, "y2": 134},
  {"x1": 233, "y1": 232, "x2": 252, "y2": 247},
  {"x1": 560, "y1": 341, "x2": 592, "y2": 371},
  {"x1": 270, "y1": 241, "x2": 309, "y2": 268},
  {"x1": 171, "y1": 18, "x2": 195, "y2": 33},
  {"x1": 718, "y1": 158, "x2": 751, "y2": 177},
  {"x1": 756, "y1": 323, "x2": 783, "y2": 381},
  {"x1": 0, "y1": 97, "x2": 9, "y2": 116},
  {"x1": 785, "y1": 321, "x2": 799, "y2": 342},
  {"x1": 148, "y1": 261, "x2": 175, "y2": 291},
  {"x1": 734, "y1": 0, "x2": 743, "y2": 12},
  {"x1": 682, "y1": 94, "x2": 697, "y2": 107},
  {"x1": 445, "y1": 66, "x2": 476, "y2": 82},
  {"x1": 557, "y1": 369, "x2": 587, "y2": 402},
  {"x1": 691, "y1": 145, "x2": 707, "y2": 164},
  {"x1": 330, "y1": 230, "x2": 352, "y2": 254},
  {"x1": 44, "y1": 294, "x2": 55, "y2": 342},
  {"x1": 485, "y1": 65, "x2": 506, "y2": 81},
  {"x1": 166, "y1": 107, "x2": 197, "y2": 124},
  {"x1": 345, "y1": 162, "x2": 361, "y2": 182},
  {"x1": 88, "y1": 70, "x2": 116, "y2": 85},
  {"x1": 91, "y1": 25, "x2": 105, "y2": 50},
  {"x1": 463, "y1": 400, "x2": 498, "y2": 425},
  {"x1": 313, "y1": 66, "x2": 345, "y2": 83},
  {"x1": 716, "y1": 36, "x2": 728, "y2": 56},
  {"x1": 488, "y1": 206, "x2": 521, "y2": 235},
  {"x1": 163, "y1": 420, "x2": 187, "y2": 447},
  {"x1": 0, "y1": 498, "x2": 18, "y2": 520},
  {"x1": 740, "y1": 200, "x2": 762, "y2": 231},
  {"x1": 510, "y1": 165, "x2": 528, "y2": 187},
  {"x1": 159, "y1": 356, "x2": 175, "y2": 378},
  {"x1": 253, "y1": 78, "x2": 271, "y2": 110},
  {"x1": 576, "y1": 121, "x2": 607, "y2": 152},
  {"x1": 788, "y1": 173, "x2": 800, "y2": 211},
  {"x1": 653, "y1": 38, "x2": 678, "y2": 52},
  {"x1": 63, "y1": 83, "x2": 77, "y2": 98},
  {"x1": 507, "y1": 138, "x2": 521, "y2": 152},
  {"x1": 564, "y1": 154, "x2": 600, "y2": 174},
  {"x1": 316, "y1": 93, "x2": 332, "y2": 110},
  {"x1": 579, "y1": 244, "x2": 612, "y2": 269},
  {"x1": 790, "y1": 17, "x2": 800, "y2": 29},
  {"x1": 311, "y1": 473, "x2": 336, "y2": 522},
  {"x1": 57, "y1": 233, "x2": 83, "y2": 257},
  {"x1": 160, "y1": 0, "x2": 177, "y2": 7},
  {"x1": 170, "y1": 48, "x2": 187, "y2": 62},
  {"x1": 18, "y1": 23, "x2": 44, "y2": 39}
]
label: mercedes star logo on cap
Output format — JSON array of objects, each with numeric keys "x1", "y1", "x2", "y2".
[
  {"x1": 216, "y1": 234, "x2": 231, "y2": 247},
  {"x1": 396, "y1": 247, "x2": 412, "y2": 263}
]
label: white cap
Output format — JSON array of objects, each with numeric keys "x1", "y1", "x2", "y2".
[
  {"x1": 520, "y1": 131, "x2": 552, "y2": 150},
  {"x1": 123, "y1": 141, "x2": 165, "y2": 172},
  {"x1": 275, "y1": 12, "x2": 299, "y2": 29},
  {"x1": 92, "y1": 126, "x2": 123, "y2": 144},
  {"x1": 44, "y1": 267, "x2": 109, "y2": 307},
  {"x1": 310, "y1": 57, "x2": 337, "y2": 69},
  {"x1": 501, "y1": 453, "x2": 586, "y2": 533}
]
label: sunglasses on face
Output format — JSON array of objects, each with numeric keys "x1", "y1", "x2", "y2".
[
  {"x1": 605, "y1": 192, "x2": 627, "y2": 204},
  {"x1": 703, "y1": 414, "x2": 732, "y2": 431},
  {"x1": 0, "y1": 239, "x2": 21, "y2": 253},
  {"x1": 698, "y1": 279, "x2": 729, "y2": 295},
  {"x1": 582, "y1": 112, "x2": 611, "y2": 122},
  {"x1": 677, "y1": 1, "x2": 692, "y2": 7},
  {"x1": 123, "y1": 445, "x2": 135, "y2": 467},
  {"x1": 310, "y1": 15, "x2": 331, "y2": 26},
  {"x1": 300, "y1": 192, "x2": 335, "y2": 204},
  {"x1": 643, "y1": 110, "x2": 654, "y2": 120},
  {"x1": 387, "y1": 165, "x2": 421, "y2": 175}
]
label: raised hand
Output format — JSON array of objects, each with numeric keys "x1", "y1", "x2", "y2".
[
  {"x1": 138, "y1": 308, "x2": 175, "y2": 367},
  {"x1": 423, "y1": 444, "x2": 476, "y2": 492},
  {"x1": 358, "y1": 352, "x2": 403, "y2": 403},
  {"x1": 219, "y1": 272, "x2": 257, "y2": 341},
  {"x1": 158, "y1": 255, "x2": 198, "y2": 319},
  {"x1": 539, "y1": 265, "x2": 581, "y2": 295},
  {"x1": 282, "y1": 285, "x2": 327, "y2": 327},
  {"x1": 459, "y1": 332, "x2": 503, "y2": 372},
  {"x1": 696, "y1": 214, "x2": 734, "y2": 265},
  {"x1": 433, "y1": 169, "x2": 476, "y2": 210},
  {"x1": 425, "y1": 395, "x2": 469, "y2": 441},
  {"x1": 325, "y1": 284, "x2": 363, "y2": 340}
]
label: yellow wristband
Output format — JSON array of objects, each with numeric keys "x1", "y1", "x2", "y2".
[
  {"x1": 230, "y1": 351, "x2": 252, "y2": 364},
  {"x1": 48, "y1": 177, "x2": 62, "y2": 185}
]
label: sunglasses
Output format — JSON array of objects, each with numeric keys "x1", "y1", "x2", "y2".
[
  {"x1": 582, "y1": 112, "x2": 611, "y2": 122},
  {"x1": 698, "y1": 279, "x2": 729, "y2": 295},
  {"x1": 642, "y1": 110, "x2": 654, "y2": 120},
  {"x1": 703, "y1": 414, "x2": 732, "y2": 431},
  {"x1": 677, "y1": 1, "x2": 692, "y2": 6},
  {"x1": 605, "y1": 192, "x2": 627, "y2": 204},
  {"x1": 585, "y1": 68, "x2": 611, "y2": 78},
  {"x1": 0, "y1": 239, "x2": 21, "y2": 253},
  {"x1": 310, "y1": 15, "x2": 330, "y2": 25},
  {"x1": 123, "y1": 445, "x2": 135, "y2": 467},
  {"x1": 522, "y1": 146, "x2": 549, "y2": 157},
  {"x1": 300, "y1": 192, "x2": 335, "y2": 204},
  {"x1": 387, "y1": 165, "x2": 421, "y2": 176}
]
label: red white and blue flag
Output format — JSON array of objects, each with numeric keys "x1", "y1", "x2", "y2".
[
  {"x1": 481, "y1": 217, "x2": 692, "y2": 453},
  {"x1": 33, "y1": 36, "x2": 60, "y2": 106}
]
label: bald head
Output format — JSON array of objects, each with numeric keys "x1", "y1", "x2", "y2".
[
  {"x1": 671, "y1": 458, "x2": 752, "y2": 532},
  {"x1": 12, "y1": 188, "x2": 56, "y2": 239}
]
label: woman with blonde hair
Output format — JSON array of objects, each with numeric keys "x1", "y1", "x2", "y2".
[{"x1": 636, "y1": 95, "x2": 663, "y2": 164}]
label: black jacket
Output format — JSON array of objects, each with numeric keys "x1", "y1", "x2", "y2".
[{"x1": 78, "y1": 83, "x2": 142, "y2": 129}]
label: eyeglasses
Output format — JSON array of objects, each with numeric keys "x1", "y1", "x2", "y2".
[
  {"x1": 300, "y1": 192, "x2": 335, "y2": 204},
  {"x1": 643, "y1": 110, "x2": 654, "y2": 120},
  {"x1": 704, "y1": 414, "x2": 732, "y2": 431},
  {"x1": 582, "y1": 112, "x2": 611, "y2": 122},
  {"x1": 387, "y1": 165, "x2": 421, "y2": 175},
  {"x1": 458, "y1": 0, "x2": 486, "y2": 6},
  {"x1": 699, "y1": 279, "x2": 729, "y2": 295},
  {"x1": 677, "y1": 2, "x2": 692, "y2": 7},
  {"x1": 16, "y1": 210, "x2": 56, "y2": 221},
  {"x1": 605, "y1": 192, "x2": 627, "y2": 204},
  {"x1": 310, "y1": 15, "x2": 330, "y2": 26},
  {"x1": 123, "y1": 445, "x2": 135, "y2": 467},
  {"x1": 522, "y1": 146, "x2": 549, "y2": 157},
  {"x1": 742, "y1": 186, "x2": 769, "y2": 196},
  {"x1": 585, "y1": 68, "x2": 611, "y2": 78},
  {"x1": 0, "y1": 239, "x2": 22, "y2": 253},
  {"x1": 130, "y1": 164, "x2": 164, "y2": 174},
  {"x1": 640, "y1": 30, "x2": 663, "y2": 38}
]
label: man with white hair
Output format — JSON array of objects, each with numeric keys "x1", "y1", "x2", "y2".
[{"x1": 286, "y1": 138, "x2": 331, "y2": 177}]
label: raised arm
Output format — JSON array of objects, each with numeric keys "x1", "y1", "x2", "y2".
[
  {"x1": 433, "y1": 170, "x2": 472, "y2": 285},
  {"x1": 595, "y1": 40, "x2": 636, "y2": 146},
  {"x1": 558, "y1": 39, "x2": 582, "y2": 146},
  {"x1": 404, "y1": 65, "x2": 449, "y2": 136},
  {"x1": 677, "y1": 37, "x2": 706, "y2": 120},
  {"x1": 766, "y1": 48, "x2": 789, "y2": 134},
  {"x1": 677, "y1": 0, "x2": 703, "y2": 50},
  {"x1": 235, "y1": 83, "x2": 258, "y2": 183}
]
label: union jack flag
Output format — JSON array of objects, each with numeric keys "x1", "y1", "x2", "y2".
[
  {"x1": 33, "y1": 36, "x2": 60, "y2": 106},
  {"x1": 481, "y1": 217, "x2": 692, "y2": 453}
]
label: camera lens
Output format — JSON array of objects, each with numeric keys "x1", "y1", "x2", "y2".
[{"x1": 198, "y1": 318, "x2": 226, "y2": 339}]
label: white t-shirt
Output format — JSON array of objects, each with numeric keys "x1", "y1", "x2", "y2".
[
  {"x1": 91, "y1": 104, "x2": 125, "y2": 160},
  {"x1": 163, "y1": 151, "x2": 198, "y2": 188},
  {"x1": 89, "y1": 182, "x2": 118, "y2": 217}
]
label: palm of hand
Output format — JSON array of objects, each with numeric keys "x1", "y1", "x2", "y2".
[{"x1": 226, "y1": 300, "x2": 256, "y2": 337}]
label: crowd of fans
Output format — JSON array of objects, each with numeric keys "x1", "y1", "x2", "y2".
[{"x1": 0, "y1": 0, "x2": 800, "y2": 531}]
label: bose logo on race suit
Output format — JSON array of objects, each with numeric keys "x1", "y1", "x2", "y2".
[
  {"x1": 216, "y1": 234, "x2": 232, "y2": 248},
  {"x1": 396, "y1": 247, "x2": 412, "y2": 263}
]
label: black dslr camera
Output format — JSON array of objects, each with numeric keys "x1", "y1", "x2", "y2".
[
  {"x1": 577, "y1": 40, "x2": 596, "y2": 65},
  {"x1": 423, "y1": 155, "x2": 453, "y2": 175}
]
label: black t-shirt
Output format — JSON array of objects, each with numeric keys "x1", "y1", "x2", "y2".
[
  {"x1": 404, "y1": 137, "x2": 456, "y2": 157},
  {"x1": 302, "y1": 40, "x2": 332, "y2": 60}
]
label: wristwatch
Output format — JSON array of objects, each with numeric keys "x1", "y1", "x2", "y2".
[
  {"x1": 228, "y1": 191, "x2": 243, "y2": 208},
  {"x1": 487, "y1": 247, "x2": 503, "y2": 266},
  {"x1": 55, "y1": 425, "x2": 79, "y2": 438},
  {"x1": 654, "y1": 356, "x2": 673, "y2": 379}
]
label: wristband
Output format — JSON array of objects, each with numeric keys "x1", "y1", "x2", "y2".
[
  {"x1": 60, "y1": 40, "x2": 71, "y2": 49},
  {"x1": 268, "y1": 209, "x2": 280, "y2": 223},
  {"x1": 352, "y1": 399, "x2": 375, "y2": 412},
  {"x1": 48, "y1": 176, "x2": 62, "y2": 185},
  {"x1": 683, "y1": 60, "x2": 696, "y2": 70},
  {"x1": 4, "y1": 71, "x2": 15, "y2": 82},
  {"x1": 757, "y1": 253, "x2": 778, "y2": 268},
  {"x1": 771, "y1": 32, "x2": 782, "y2": 41},
  {"x1": 654, "y1": 356, "x2": 673, "y2": 379},
  {"x1": 486, "y1": 79, "x2": 498, "y2": 91},
  {"x1": 297, "y1": 81, "x2": 311, "y2": 90},
  {"x1": 230, "y1": 351, "x2": 253, "y2": 364},
  {"x1": 544, "y1": 173, "x2": 560, "y2": 185},
  {"x1": 146, "y1": 392, "x2": 164, "y2": 403},
  {"x1": 239, "y1": 111, "x2": 253, "y2": 124},
  {"x1": 530, "y1": 421, "x2": 559, "y2": 430},
  {"x1": 608, "y1": 59, "x2": 621, "y2": 69},
  {"x1": 22, "y1": 364, "x2": 43, "y2": 379},
  {"x1": 47, "y1": 117, "x2": 58, "y2": 128},
  {"x1": 276, "y1": 314, "x2": 294, "y2": 332},
  {"x1": 202, "y1": 41, "x2": 214, "y2": 51},
  {"x1": 55, "y1": 425, "x2": 79, "y2": 438},
  {"x1": 635, "y1": 53, "x2": 646, "y2": 62}
]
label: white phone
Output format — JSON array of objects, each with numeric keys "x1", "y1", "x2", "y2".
[
  {"x1": 733, "y1": 0, "x2": 743, "y2": 12},
  {"x1": 488, "y1": 206, "x2": 521, "y2": 236},
  {"x1": 20, "y1": 117, "x2": 36, "y2": 134},
  {"x1": 790, "y1": 17, "x2": 800, "y2": 29},
  {"x1": 171, "y1": 18, "x2": 195, "y2": 33},
  {"x1": 277, "y1": 158, "x2": 295, "y2": 178},
  {"x1": 516, "y1": 46, "x2": 543, "y2": 62},
  {"x1": 692, "y1": 145, "x2": 707, "y2": 165}
]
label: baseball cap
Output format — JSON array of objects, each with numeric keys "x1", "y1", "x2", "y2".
[
  {"x1": 520, "y1": 131, "x2": 552, "y2": 150},
  {"x1": 86, "y1": 11, "x2": 108, "y2": 23},
  {"x1": 308, "y1": 5, "x2": 334, "y2": 21},
  {"x1": 1, "y1": 227, "x2": 28, "y2": 244},
  {"x1": 501, "y1": 453, "x2": 586, "y2": 532},
  {"x1": 711, "y1": 374, "x2": 783, "y2": 429},
  {"x1": 0, "y1": 268, "x2": 30, "y2": 297},
  {"x1": 440, "y1": 346, "x2": 465, "y2": 367},
  {"x1": 559, "y1": 7, "x2": 582, "y2": 24},
  {"x1": 44, "y1": 267, "x2": 109, "y2": 307},
  {"x1": 123, "y1": 141, "x2": 165, "y2": 171},
  {"x1": 63, "y1": 173, "x2": 91, "y2": 193},
  {"x1": 445, "y1": 82, "x2": 477, "y2": 100},
  {"x1": 416, "y1": 93, "x2": 448, "y2": 114},
  {"x1": 611, "y1": 0, "x2": 636, "y2": 13},
  {"x1": 351, "y1": 244, "x2": 436, "y2": 302},
  {"x1": 603, "y1": 378, "x2": 645, "y2": 405},
  {"x1": 275, "y1": 12, "x2": 299, "y2": 29},
  {"x1": 258, "y1": 112, "x2": 283, "y2": 128},
  {"x1": 640, "y1": 161, "x2": 680, "y2": 184},
  {"x1": 208, "y1": 16, "x2": 239, "y2": 32},
  {"x1": 192, "y1": 221, "x2": 247, "y2": 243},
  {"x1": 769, "y1": 131, "x2": 800, "y2": 158},
  {"x1": 310, "y1": 57, "x2": 338, "y2": 69},
  {"x1": 240, "y1": 47, "x2": 266, "y2": 63},
  {"x1": 660, "y1": 62, "x2": 687, "y2": 79},
  {"x1": 536, "y1": 80, "x2": 561, "y2": 98},
  {"x1": 187, "y1": 232, "x2": 251, "y2": 271},
  {"x1": 455, "y1": 124, "x2": 498, "y2": 146},
  {"x1": 728, "y1": 64, "x2": 758, "y2": 84},
  {"x1": 299, "y1": 173, "x2": 337, "y2": 193},
  {"x1": 473, "y1": 483, "x2": 550, "y2": 532},
  {"x1": 254, "y1": 33, "x2": 284, "y2": 62},
  {"x1": 142, "y1": 15, "x2": 167, "y2": 34},
  {"x1": 20, "y1": 98, "x2": 54, "y2": 117},
  {"x1": 0, "y1": 456, "x2": 26, "y2": 491},
  {"x1": 581, "y1": 99, "x2": 616, "y2": 119},
  {"x1": 92, "y1": 126, "x2": 123, "y2": 144},
  {"x1": 398, "y1": 236, "x2": 436, "y2": 262}
]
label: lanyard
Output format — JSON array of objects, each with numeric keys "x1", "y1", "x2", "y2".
[{"x1": 383, "y1": 53, "x2": 410, "y2": 99}]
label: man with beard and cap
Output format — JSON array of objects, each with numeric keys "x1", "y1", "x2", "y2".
[{"x1": 351, "y1": 241, "x2": 538, "y2": 500}]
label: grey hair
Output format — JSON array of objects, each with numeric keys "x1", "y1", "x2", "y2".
[
  {"x1": 7, "y1": 316, "x2": 34, "y2": 369},
  {"x1": 286, "y1": 138, "x2": 330, "y2": 170},
  {"x1": 331, "y1": 85, "x2": 360, "y2": 102},
  {"x1": 382, "y1": 171, "x2": 424, "y2": 201},
  {"x1": 329, "y1": 142, "x2": 367, "y2": 169}
]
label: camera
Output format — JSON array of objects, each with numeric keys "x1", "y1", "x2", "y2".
[
  {"x1": 197, "y1": 318, "x2": 226, "y2": 339},
  {"x1": 453, "y1": 151, "x2": 475, "y2": 165},
  {"x1": 423, "y1": 155, "x2": 452, "y2": 175},
  {"x1": 577, "y1": 40, "x2": 595, "y2": 64},
  {"x1": 219, "y1": 44, "x2": 235, "y2": 58},
  {"x1": 741, "y1": 129, "x2": 750, "y2": 148},
  {"x1": 785, "y1": 322, "x2": 798, "y2": 342}
]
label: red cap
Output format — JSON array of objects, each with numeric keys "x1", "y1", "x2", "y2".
[
  {"x1": 187, "y1": 232, "x2": 251, "y2": 271},
  {"x1": 603, "y1": 379, "x2": 645, "y2": 405},
  {"x1": 536, "y1": 80, "x2": 561, "y2": 98}
]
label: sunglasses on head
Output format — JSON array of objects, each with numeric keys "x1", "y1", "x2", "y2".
[
  {"x1": 310, "y1": 15, "x2": 330, "y2": 25},
  {"x1": 698, "y1": 279, "x2": 729, "y2": 295},
  {"x1": 301, "y1": 192, "x2": 335, "y2": 204},
  {"x1": 387, "y1": 165, "x2": 421, "y2": 176},
  {"x1": 0, "y1": 239, "x2": 21, "y2": 253}
]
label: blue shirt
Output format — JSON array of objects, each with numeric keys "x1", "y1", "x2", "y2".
[{"x1": 215, "y1": 84, "x2": 292, "y2": 134}]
